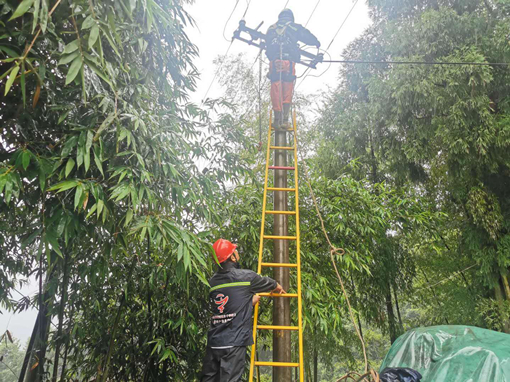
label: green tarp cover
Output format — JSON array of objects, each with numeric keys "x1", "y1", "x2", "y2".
[{"x1": 379, "y1": 326, "x2": 510, "y2": 381}]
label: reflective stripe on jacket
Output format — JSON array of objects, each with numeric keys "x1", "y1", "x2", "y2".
[{"x1": 207, "y1": 261, "x2": 277, "y2": 348}]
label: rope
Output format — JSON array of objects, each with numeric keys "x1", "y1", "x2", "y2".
[{"x1": 296, "y1": 135, "x2": 380, "y2": 381}]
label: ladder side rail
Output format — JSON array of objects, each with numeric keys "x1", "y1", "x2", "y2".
[
  {"x1": 292, "y1": 111, "x2": 305, "y2": 382},
  {"x1": 249, "y1": 111, "x2": 275, "y2": 382}
]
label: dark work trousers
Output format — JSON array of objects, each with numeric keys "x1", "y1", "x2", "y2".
[{"x1": 200, "y1": 346, "x2": 247, "y2": 382}]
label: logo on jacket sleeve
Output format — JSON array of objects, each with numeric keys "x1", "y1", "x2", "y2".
[{"x1": 214, "y1": 294, "x2": 229, "y2": 313}]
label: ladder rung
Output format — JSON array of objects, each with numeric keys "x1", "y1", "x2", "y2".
[
  {"x1": 270, "y1": 146, "x2": 295, "y2": 150},
  {"x1": 268, "y1": 166, "x2": 295, "y2": 171},
  {"x1": 258, "y1": 293, "x2": 298, "y2": 298},
  {"x1": 263, "y1": 235, "x2": 297, "y2": 240},
  {"x1": 271, "y1": 127, "x2": 295, "y2": 132},
  {"x1": 257, "y1": 325, "x2": 299, "y2": 331},
  {"x1": 267, "y1": 187, "x2": 296, "y2": 192},
  {"x1": 265, "y1": 210, "x2": 296, "y2": 215},
  {"x1": 255, "y1": 361, "x2": 300, "y2": 367},
  {"x1": 261, "y1": 262, "x2": 298, "y2": 268}
]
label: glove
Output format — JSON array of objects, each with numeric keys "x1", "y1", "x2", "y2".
[{"x1": 316, "y1": 42, "x2": 321, "y2": 49}]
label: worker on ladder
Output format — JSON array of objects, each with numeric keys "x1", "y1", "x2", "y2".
[
  {"x1": 200, "y1": 239, "x2": 286, "y2": 381},
  {"x1": 266, "y1": 9, "x2": 321, "y2": 127}
]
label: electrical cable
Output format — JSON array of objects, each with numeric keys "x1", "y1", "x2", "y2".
[
  {"x1": 326, "y1": 0, "x2": 360, "y2": 51},
  {"x1": 222, "y1": 0, "x2": 241, "y2": 42},
  {"x1": 322, "y1": 59, "x2": 510, "y2": 66},
  {"x1": 201, "y1": 41, "x2": 234, "y2": 103},
  {"x1": 297, "y1": 0, "x2": 360, "y2": 90},
  {"x1": 283, "y1": 0, "x2": 291, "y2": 9},
  {"x1": 242, "y1": 0, "x2": 252, "y2": 19},
  {"x1": 304, "y1": 0, "x2": 321, "y2": 27}
]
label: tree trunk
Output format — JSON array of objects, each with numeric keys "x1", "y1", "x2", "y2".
[
  {"x1": 501, "y1": 273, "x2": 510, "y2": 301},
  {"x1": 494, "y1": 283, "x2": 510, "y2": 334},
  {"x1": 18, "y1": 315, "x2": 40, "y2": 382},
  {"x1": 59, "y1": 305, "x2": 74, "y2": 382},
  {"x1": 313, "y1": 346, "x2": 318, "y2": 382},
  {"x1": 52, "y1": 251, "x2": 70, "y2": 382},
  {"x1": 385, "y1": 291, "x2": 398, "y2": 344},
  {"x1": 99, "y1": 256, "x2": 137, "y2": 382},
  {"x1": 393, "y1": 286, "x2": 403, "y2": 332},
  {"x1": 25, "y1": 299, "x2": 51, "y2": 382}
]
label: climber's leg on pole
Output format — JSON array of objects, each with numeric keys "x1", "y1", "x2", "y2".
[{"x1": 281, "y1": 62, "x2": 296, "y2": 127}]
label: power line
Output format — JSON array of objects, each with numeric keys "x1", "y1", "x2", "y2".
[
  {"x1": 322, "y1": 59, "x2": 510, "y2": 66},
  {"x1": 297, "y1": 0, "x2": 359, "y2": 90},
  {"x1": 326, "y1": 0, "x2": 360, "y2": 51},
  {"x1": 242, "y1": 0, "x2": 252, "y2": 19},
  {"x1": 202, "y1": 41, "x2": 234, "y2": 103},
  {"x1": 304, "y1": 0, "x2": 321, "y2": 27},
  {"x1": 283, "y1": 0, "x2": 291, "y2": 9},
  {"x1": 222, "y1": 0, "x2": 241, "y2": 42}
]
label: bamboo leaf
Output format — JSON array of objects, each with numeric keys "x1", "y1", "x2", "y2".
[
  {"x1": 74, "y1": 185, "x2": 83, "y2": 210},
  {"x1": 22, "y1": 150, "x2": 31, "y2": 170},
  {"x1": 63, "y1": 40, "x2": 80, "y2": 54},
  {"x1": 8, "y1": 0, "x2": 35, "y2": 21},
  {"x1": 125, "y1": 209, "x2": 133, "y2": 227},
  {"x1": 45, "y1": 231, "x2": 63, "y2": 257},
  {"x1": 65, "y1": 158, "x2": 75, "y2": 177},
  {"x1": 82, "y1": 15, "x2": 95, "y2": 30},
  {"x1": 0, "y1": 46, "x2": 20, "y2": 58},
  {"x1": 39, "y1": 0, "x2": 48, "y2": 33},
  {"x1": 88, "y1": 25, "x2": 99, "y2": 49},
  {"x1": 58, "y1": 50, "x2": 80, "y2": 66},
  {"x1": 48, "y1": 180, "x2": 78, "y2": 192},
  {"x1": 32, "y1": 0, "x2": 41, "y2": 33},
  {"x1": 86, "y1": 203, "x2": 97, "y2": 219},
  {"x1": 4, "y1": 64, "x2": 19, "y2": 96},
  {"x1": 65, "y1": 56, "x2": 82, "y2": 85},
  {"x1": 32, "y1": 83, "x2": 41, "y2": 108}
]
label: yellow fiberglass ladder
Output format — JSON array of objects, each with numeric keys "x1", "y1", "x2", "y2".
[{"x1": 248, "y1": 110, "x2": 304, "y2": 382}]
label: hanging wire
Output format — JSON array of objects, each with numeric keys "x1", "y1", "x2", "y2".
[
  {"x1": 222, "y1": 0, "x2": 241, "y2": 42},
  {"x1": 326, "y1": 0, "x2": 360, "y2": 51},
  {"x1": 242, "y1": 0, "x2": 252, "y2": 19},
  {"x1": 201, "y1": 41, "x2": 234, "y2": 103},
  {"x1": 296, "y1": 0, "x2": 360, "y2": 90},
  {"x1": 304, "y1": 0, "x2": 322, "y2": 27},
  {"x1": 321, "y1": 59, "x2": 509, "y2": 66}
]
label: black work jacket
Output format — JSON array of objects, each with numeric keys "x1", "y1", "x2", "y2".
[
  {"x1": 265, "y1": 20, "x2": 320, "y2": 62},
  {"x1": 206, "y1": 262, "x2": 277, "y2": 348}
]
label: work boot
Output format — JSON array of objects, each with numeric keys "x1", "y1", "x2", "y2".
[
  {"x1": 273, "y1": 111, "x2": 282, "y2": 128},
  {"x1": 282, "y1": 103, "x2": 291, "y2": 128}
]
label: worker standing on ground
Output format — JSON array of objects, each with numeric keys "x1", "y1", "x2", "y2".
[
  {"x1": 266, "y1": 9, "x2": 321, "y2": 127},
  {"x1": 200, "y1": 239, "x2": 286, "y2": 381}
]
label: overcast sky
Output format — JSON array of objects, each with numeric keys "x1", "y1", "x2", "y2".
[
  {"x1": 186, "y1": 0, "x2": 372, "y2": 102},
  {"x1": 0, "y1": 0, "x2": 372, "y2": 346}
]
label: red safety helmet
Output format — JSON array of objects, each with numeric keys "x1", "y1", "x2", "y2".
[{"x1": 213, "y1": 239, "x2": 237, "y2": 264}]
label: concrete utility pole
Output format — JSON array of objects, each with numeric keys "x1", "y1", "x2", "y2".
[{"x1": 273, "y1": 130, "x2": 292, "y2": 382}]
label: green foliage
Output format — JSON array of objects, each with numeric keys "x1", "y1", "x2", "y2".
[
  {"x1": 0, "y1": 333, "x2": 25, "y2": 382},
  {"x1": 0, "y1": 0, "x2": 249, "y2": 380}
]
